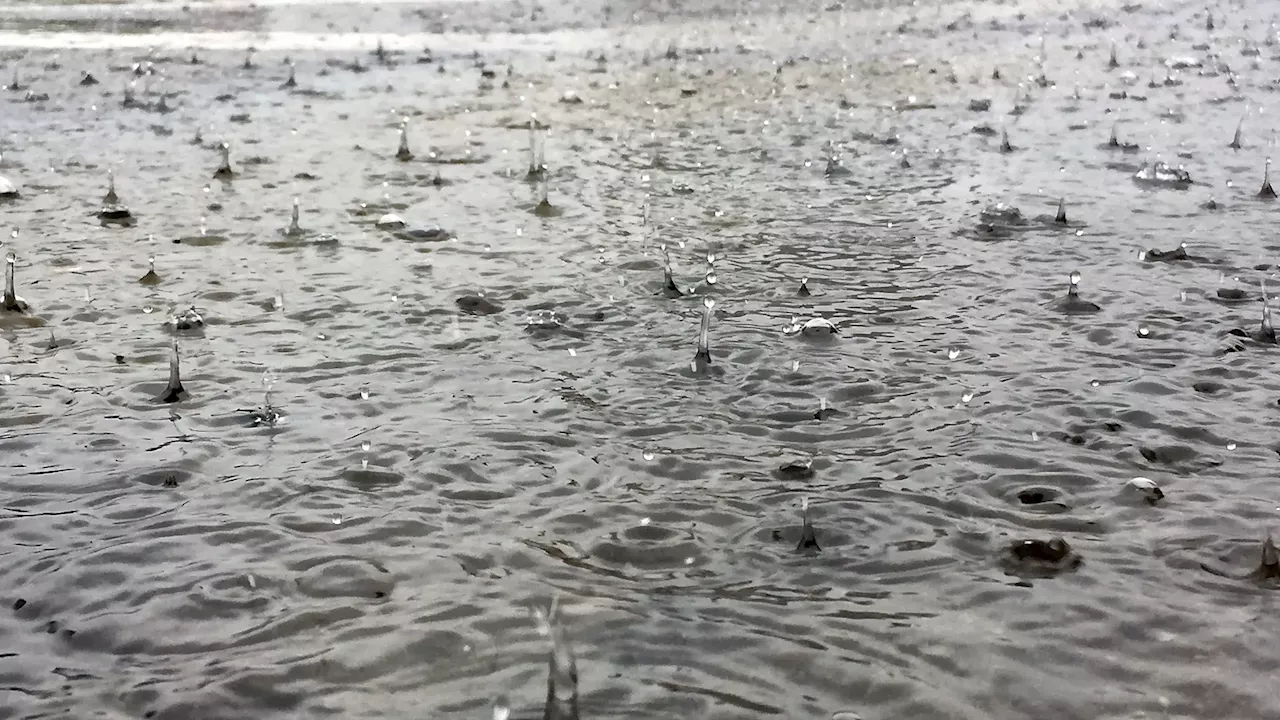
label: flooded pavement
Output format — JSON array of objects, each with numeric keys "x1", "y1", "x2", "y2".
[{"x1": 3, "y1": 0, "x2": 1280, "y2": 717}]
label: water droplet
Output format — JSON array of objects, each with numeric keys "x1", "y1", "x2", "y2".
[
  {"x1": 142, "y1": 305, "x2": 154, "y2": 314},
  {"x1": 1227, "y1": 441, "x2": 1237, "y2": 450},
  {"x1": 359, "y1": 385, "x2": 370, "y2": 400},
  {"x1": 1090, "y1": 379, "x2": 1100, "y2": 387},
  {"x1": 1, "y1": 373, "x2": 11, "y2": 384},
  {"x1": 1031, "y1": 431, "x2": 1040, "y2": 441},
  {"x1": 639, "y1": 517, "x2": 651, "y2": 526},
  {"x1": 705, "y1": 271, "x2": 718, "y2": 285},
  {"x1": 642, "y1": 450, "x2": 655, "y2": 461},
  {"x1": 947, "y1": 347, "x2": 960, "y2": 360},
  {"x1": 331, "y1": 514, "x2": 342, "y2": 525},
  {"x1": 1137, "y1": 324, "x2": 1150, "y2": 337},
  {"x1": 567, "y1": 348, "x2": 577, "y2": 357},
  {"x1": 961, "y1": 390, "x2": 975, "y2": 403},
  {"x1": 1069, "y1": 270, "x2": 1082, "y2": 286},
  {"x1": 361, "y1": 440, "x2": 372, "y2": 453},
  {"x1": 492, "y1": 700, "x2": 511, "y2": 720},
  {"x1": 703, "y1": 297, "x2": 715, "y2": 309},
  {"x1": 792, "y1": 359, "x2": 800, "y2": 371}
]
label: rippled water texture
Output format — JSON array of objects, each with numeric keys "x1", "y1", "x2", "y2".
[{"x1": 3, "y1": 0, "x2": 1280, "y2": 717}]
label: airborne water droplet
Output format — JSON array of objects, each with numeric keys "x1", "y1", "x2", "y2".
[
  {"x1": 642, "y1": 449, "x2": 655, "y2": 461},
  {"x1": 961, "y1": 390, "x2": 974, "y2": 403},
  {"x1": 359, "y1": 385, "x2": 370, "y2": 400},
  {"x1": 1227, "y1": 441, "x2": 1237, "y2": 450},
  {"x1": 1137, "y1": 324, "x2": 1150, "y2": 337},
  {"x1": 947, "y1": 347, "x2": 960, "y2": 360}
]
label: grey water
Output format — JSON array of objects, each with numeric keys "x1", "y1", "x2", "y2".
[{"x1": 3, "y1": 0, "x2": 1280, "y2": 718}]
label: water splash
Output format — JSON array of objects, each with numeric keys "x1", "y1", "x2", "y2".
[{"x1": 1229, "y1": 116, "x2": 1243, "y2": 149}]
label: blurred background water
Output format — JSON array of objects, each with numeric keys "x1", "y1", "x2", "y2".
[{"x1": 3, "y1": 0, "x2": 1280, "y2": 718}]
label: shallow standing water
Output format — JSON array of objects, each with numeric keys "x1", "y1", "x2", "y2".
[{"x1": 3, "y1": 0, "x2": 1280, "y2": 717}]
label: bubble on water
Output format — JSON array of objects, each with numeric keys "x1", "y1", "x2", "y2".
[
  {"x1": 642, "y1": 449, "x2": 655, "y2": 461},
  {"x1": 1227, "y1": 441, "x2": 1237, "y2": 450},
  {"x1": 1091, "y1": 379, "x2": 1100, "y2": 387},
  {"x1": 703, "y1": 297, "x2": 715, "y2": 309},
  {"x1": 947, "y1": 347, "x2": 960, "y2": 360},
  {"x1": 1137, "y1": 324, "x2": 1150, "y2": 337},
  {"x1": 143, "y1": 305, "x2": 154, "y2": 314},
  {"x1": 705, "y1": 271, "x2": 717, "y2": 285}
]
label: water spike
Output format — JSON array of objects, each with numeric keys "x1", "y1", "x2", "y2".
[
  {"x1": 1108, "y1": 40, "x2": 1119, "y2": 69},
  {"x1": 796, "y1": 497, "x2": 820, "y2": 552},
  {"x1": 104, "y1": 168, "x2": 118, "y2": 206},
  {"x1": 282, "y1": 62, "x2": 297, "y2": 89},
  {"x1": 1054, "y1": 198, "x2": 1067, "y2": 224},
  {"x1": 1262, "y1": 534, "x2": 1280, "y2": 573},
  {"x1": 160, "y1": 341, "x2": 186, "y2": 403},
  {"x1": 1108, "y1": 122, "x2": 1119, "y2": 147},
  {"x1": 693, "y1": 297, "x2": 714, "y2": 372},
  {"x1": 526, "y1": 115, "x2": 546, "y2": 180},
  {"x1": 139, "y1": 256, "x2": 161, "y2": 285},
  {"x1": 999, "y1": 126, "x2": 1013, "y2": 153},
  {"x1": 1206, "y1": 10, "x2": 1214, "y2": 32},
  {"x1": 214, "y1": 142, "x2": 234, "y2": 179},
  {"x1": 1230, "y1": 117, "x2": 1243, "y2": 149},
  {"x1": 192, "y1": 125, "x2": 203, "y2": 145},
  {"x1": 660, "y1": 245, "x2": 683, "y2": 298},
  {"x1": 396, "y1": 118, "x2": 413, "y2": 161},
  {"x1": 539, "y1": 602, "x2": 581, "y2": 720},
  {"x1": 287, "y1": 196, "x2": 302, "y2": 235},
  {"x1": 1259, "y1": 158, "x2": 1276, "y2": 199},
  {"x1": 797, "y1": 277, "x2": 811, "y2": 297},
  {"x1": 3, "y1": 252, "x2": 28, "y2": 313}
]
